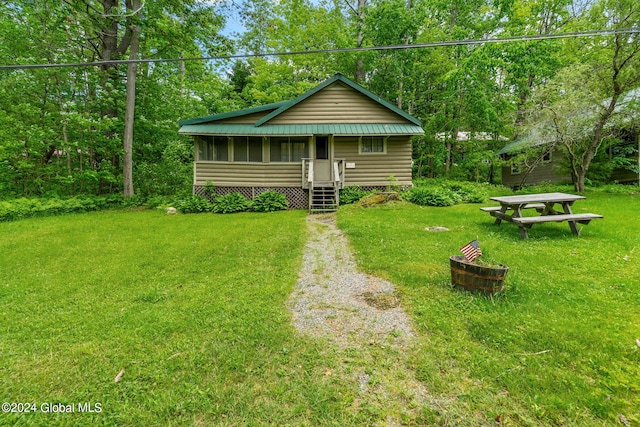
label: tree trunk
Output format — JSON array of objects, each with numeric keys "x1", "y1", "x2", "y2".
[
  {"x1": 354, "y1": 0, "x2": 366, "y2": 83},
  {"x1": 574, "y1": 170, "x2": 586, "y2": 193},
  {"x1": 99, "y1": 0, "x2": 120, "y2": 122},
  {"x1": 122, "y1": 4, "x2": 141, "y2": 198}
]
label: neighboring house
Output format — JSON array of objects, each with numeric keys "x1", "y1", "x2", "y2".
[
  {"x1": 178, "y1": 73, "x2": 424, "y2": 211},
  {"x1": 499, "y1": 88, "x2": 640, "y2": 189},
  {"x1": 498, "y1": 140, "x2": 572, "y2": 188}
]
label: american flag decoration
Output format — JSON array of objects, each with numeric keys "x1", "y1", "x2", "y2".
[{"x1": 460, "y1": 239, "x2": 482, "y2": 262}]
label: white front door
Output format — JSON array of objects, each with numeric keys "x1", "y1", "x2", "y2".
[{"x1": 314, "y1": 136, "x2": 331, "y2": 182}]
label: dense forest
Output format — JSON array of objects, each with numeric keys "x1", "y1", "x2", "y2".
[{"x1": 0, "y1": 0, "x2": 638, "y2": 198}]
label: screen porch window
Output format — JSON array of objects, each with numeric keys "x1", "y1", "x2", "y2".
[
  {"x1": 360, "y1": 136, "x2": 385, "y2": 153},
  {"x1": 234, "y1": 136, "x2": 263, "y2": 162},
  {"x1": 269, "y1": 136, "x2": 309, "y2": 162},
  {"x1": 198, "y1": 136, "x2": 228, "y2": 161}
]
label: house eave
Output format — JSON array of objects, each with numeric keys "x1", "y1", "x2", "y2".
[{"x1": 179, "y1": 123, "x2": 425, "y2": 136}]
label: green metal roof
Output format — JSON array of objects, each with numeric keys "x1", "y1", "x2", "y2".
[
  {"x1": 179, "y1": 123, "x2": 425, "y2": 136},
  {"x1": 178, "y1": 101, "x2": 288, "y2": 126},
  {"x1": 498, "y1": 138, "x2": 549, "y2": 155}
]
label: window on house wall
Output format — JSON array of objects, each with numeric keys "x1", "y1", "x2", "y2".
[
  {"x1": 198, "y1": 136, "x2": 228, "y2": 161},
  {"x1": 233, "y1": 136, "x2": 263, "y2": 162},
  {"x1": 360, "y1": 136, "x2": 386, "y2": 153},
  {"x1": 269, "y1": 136, "x2": 309, "y2": 162},
  {"x1": 542, "y1": 151, "x2": 552, "y2": 163}
]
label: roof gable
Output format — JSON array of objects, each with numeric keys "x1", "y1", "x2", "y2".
[
  {"x1": 256, "y1": 74, "x2": 422, "y2": 127},
  {"x1": 178, "y1": 74, "x2": 424, "y2": 136}
]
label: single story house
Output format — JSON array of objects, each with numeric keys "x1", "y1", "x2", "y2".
[
  {"x1": 499, "y1": 88, "x2": 640, "y2": 188},
  {"x1": 498, "y1": 139, "x2": 572, "y2": 188},
  {"x1": 178, "y1": 73, "x2": 424, "y2": 211}
]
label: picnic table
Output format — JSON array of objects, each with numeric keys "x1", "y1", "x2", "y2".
[{"x1": 480, "y1": 192, "x2": 603, "y2": 238}]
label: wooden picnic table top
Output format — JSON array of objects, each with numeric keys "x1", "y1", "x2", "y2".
[{"x1": 489, "y1": 192, "x2": 586, "y2": 205}]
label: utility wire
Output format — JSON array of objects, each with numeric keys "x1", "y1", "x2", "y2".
[{"x1": 0, "y1": 27, "x2": 638, "y2": 71}]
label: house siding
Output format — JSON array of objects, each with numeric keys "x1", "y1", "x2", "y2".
[
  {"x1": 611, "y1": 168, "x2": 639, "y2": 183},
  {"x1": 195, "y1": 162, "x2": 301, "y2": 187},
  {"x1": 501, "y1": 149, "x2": 571, "y2": 188},
  {"x1": 267, "y1": 82, "x2": 409, "y2": 125},
  {"x1": 334, "y1": 136, "x2": 413, "y2": 186}
]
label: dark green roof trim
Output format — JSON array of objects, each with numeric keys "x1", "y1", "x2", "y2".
[
  {"x1": 179, "y1": 123, "x2": 425, "y2": 136},
  {"x1": 255, "y1": 73, "x2": 423, "y2": 127},
  {"x1": 178, "y1": 101, "x2": 288, "y2": 126},
  {"x1": 498, "y1": 139, "x2": 549, "y2": 155}
]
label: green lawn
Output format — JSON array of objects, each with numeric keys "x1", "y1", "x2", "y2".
[
  {"x1": 337, "y1": 191, "x2": 640, "y2": 425},
  {"x1": 0, "y1": 210, "x2": 369, "y2": 426},
  {"x1": 1, "y1": 192, "x2": 639, "y2": 426}
]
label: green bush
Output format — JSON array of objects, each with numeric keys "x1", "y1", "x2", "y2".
[
  {"x1": 212, "y1": 192, "x2": 250, "y2": 214},
  {"x1": 252, "y1": 191, "x2": 288, "y2": 212},
  {"x1": 402, "y1": 187, "x2": 460, "y2": 207},
  {"x1": 443, "y1": 182, "x2": 487, "y2": 203},
  {"x1": 145, "y1": 195, "x2": 177, "y2": 209},
  {"x1": 175, "y1": 195, "x2": 213, "y2": 213},
  {"x1": 0, "y1": 195, "x2": 124, "y2": 222},
  {"x1": 339, "y1": 186, "x2": 373, "y2": 205}
]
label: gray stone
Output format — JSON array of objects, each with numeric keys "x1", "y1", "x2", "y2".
[
  {"x1": 166, "y1": 207, "x2": 177, "y2": 215},
  {"x1": 425, "y1": 226, "x2": 449, "y2": 232}
]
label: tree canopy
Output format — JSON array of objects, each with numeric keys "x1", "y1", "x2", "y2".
[{"x1": 0, "y1": 0, "x2": 638, "y2": 198}]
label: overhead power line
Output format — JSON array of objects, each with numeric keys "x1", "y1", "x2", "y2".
[{"x1": 0, "y1": 27, "x2": 638, "y2": 71}]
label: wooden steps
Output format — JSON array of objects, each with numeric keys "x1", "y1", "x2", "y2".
[{"x1": 309, "y1": 182, "x2": 338, "y2": 213}]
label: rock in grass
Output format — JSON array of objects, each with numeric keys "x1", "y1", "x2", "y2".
[
  {"x1": 358, "y1": 192, "x2": 400, "y2": 207},
  {"x1": 166, "y1": 207, "x2": 177, "y2": 215},
  {"x1": 114, "y1": 368, "x2": 125, "y2": 383},
  {"x1": 425, "y1": 226, "x2": 449, "y2": 232}
]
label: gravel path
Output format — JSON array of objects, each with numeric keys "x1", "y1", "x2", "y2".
[
  {"x1": 288, "y1": 214, "x2": 441, "y2": 425},
  {"x1": 288, "y1": 214, "x2": 415, "y2": 347}
]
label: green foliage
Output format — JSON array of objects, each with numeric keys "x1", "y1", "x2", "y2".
[
  {"x1": 144, "y1": 195, "x2": 177, "y2": 209},
  {"x1": 134, "y1": 139, "x2": 194, "y2": 198},
  {"x1": 175, "y1": 195, "x2": 213, "y2": 214},
  {"x1": 340, "y1": 186, "x2": 374, "y2": 205},
  {"x1": 251, "y1": 190, "x2": 288, "y2": 212},
  {"x1": 442, "y1": 181, "x2": 488, "y2": 203},
  {"x1": 402, "y1": 187, "x2": 460, "y2": 207},
  {"x1": 0, "y1": 1, "x2": 230, "y2": 198},
  {"x1": 212, "y1": 192, "x2": 251, "y2": 214},
  {"x1": 0, "y1": 195, "x2": 123, "y2": 222},
  {"x1": 403, "y1": 180, "x2": 490, "y2": 206}
]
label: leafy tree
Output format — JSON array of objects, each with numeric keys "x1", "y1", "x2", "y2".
[
  {"x1": 533, "y1": 0, "x2": 640, "y2": 192},
  {"x1": 0, "y1": 0, "x2": 230, "y2": 198}
]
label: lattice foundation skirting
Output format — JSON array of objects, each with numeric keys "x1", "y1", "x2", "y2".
[{"x1": 193, "y1": 186, "x2": 309, "y2": 210}]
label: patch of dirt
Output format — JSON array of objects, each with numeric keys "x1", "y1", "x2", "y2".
[{"x1": 361, "y1": 291, "x2": 400, "y2": 310}]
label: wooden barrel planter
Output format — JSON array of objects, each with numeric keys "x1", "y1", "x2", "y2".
[{"x1": 449, "y1": 255, "x2": 508, "y2": 294}]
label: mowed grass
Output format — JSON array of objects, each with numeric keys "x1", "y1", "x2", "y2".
[
  {"x1": 0, "y1": 210, "x2": 374, "y2": 426},
  {"x1": 337, "y1": 191, "x2": 640, "y2": 426},
  {"x1": 2, "y1": 192, "x2": 639, "y2": 426}
]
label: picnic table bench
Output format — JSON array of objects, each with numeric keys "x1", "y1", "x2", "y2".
[{"x1": 481, "y1": 192, "x2": 603, "y2": 238}]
